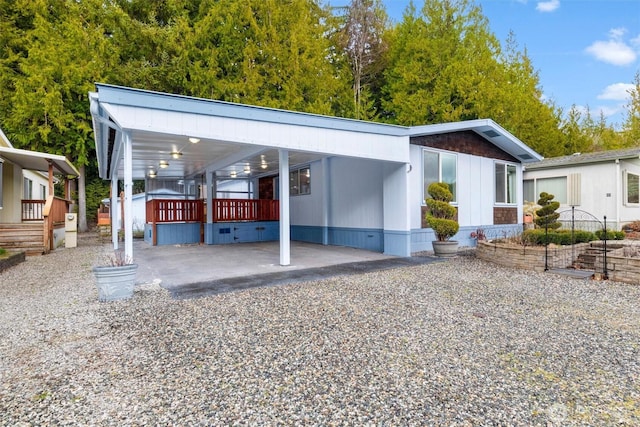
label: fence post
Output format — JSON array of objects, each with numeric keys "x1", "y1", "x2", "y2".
[
  {"x1": 603, "y1": 215, "x2": 608, "y2": 280},
  {"x1": 544, "y1": 222, "x2": 549, "y2": 271}
]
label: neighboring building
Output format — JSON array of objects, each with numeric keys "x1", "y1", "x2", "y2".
[
  {"x1": 89, "y1": 84, "x2": 542, "y2": 264},
  {"x1": 523, "y1": 148, "x2": 640, "y2": 230},
  {"x1": 0, "y1": 127, "x2": 79, "y2": 254}
]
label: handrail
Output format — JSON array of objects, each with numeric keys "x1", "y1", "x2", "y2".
[
  {"x1": 21, "y1": 199, "x2": 45, "y2": 221},
  {"x1": 213, "y1": 199, "x2": 279, "y2": 222},
  {"x1": 42, "y1": 196, "x2": 72, "y2": 252},
  {"x1": 146, "y1": 199, "x2": 204, "y2": 223}
]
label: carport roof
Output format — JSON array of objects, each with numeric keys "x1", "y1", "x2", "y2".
[
  {"x1": 89, "y1": 84, "x2": 542, "y2": 181},
  {"x1": 0, "y1": 146, "x2": 79, "y2": 177}
]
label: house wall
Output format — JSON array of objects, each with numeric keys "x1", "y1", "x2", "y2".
[
  {"x1": 409, "y1": 144, "x2": 523, "y2": 252},
  {"x1": 22, "y1": 170, "x2": 50, "y2": 199},
  {"x1": 290, "y1": 157, "x2": 386, "y2": 252},
  {"x1": 0, "y1": 162, "x2": 21, "y2": 223},
  {"x1": 524, "y1": 159, "x2": 640, "y2": 229}
]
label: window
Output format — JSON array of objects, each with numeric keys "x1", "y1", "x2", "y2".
[
  {"x1": 495, "y1": 163, "x2": 517, "y2": 204},
  {"x1": 23, "y1": 177, "x2": 33, "y2": 199},
  {"x1": 40, "y1": 184, "x2": 46, "y2": 200},
  {"x1": 290, "y1": 166, "x2": 310, "y2": 196},
  {"x1": 537, "y1": 177, "x2": 567, "y2": 204},
  {"x1": 423, "y1": 150, "x2": 457, "y2": 202},
  {"x1": 625, "y1": 171, "x2": 639, "y2": 205},
  {"x1": 523, "y1": 179, "x2": 535, "y2": 204}
]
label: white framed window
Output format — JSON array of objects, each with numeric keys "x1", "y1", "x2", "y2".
[
  {"x1": 495, "y1": 162, "x2": 517, "y2": 204},
  {"x1": 23, "y1": 177, "x2": 33, "y2": 199},
  {"x1": 624, "y1": 170, "x2": 639, "y2": 205},
  {"x1": 40, "y1": 184, "x2": 46, "y2": 200},
  {"x1": 525, "y1": 176, "x2": 568, "y2": 204},
  {"x1": 423, "y1": 149, "x2": 457, "y2": 203},
  {"x1": 290, "y1": 166, "x2": 310, "y2": 196}
]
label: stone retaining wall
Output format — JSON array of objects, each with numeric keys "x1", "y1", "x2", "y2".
[
  {"x1": 477, "y1": 240, "x2": 640, "y2": 284},
  {"x1": 476, "y1": 241, "x2": 590, "y2": 273},
  {"x1": 596, "y1": 249, "x2": 640, "y2": 284}
]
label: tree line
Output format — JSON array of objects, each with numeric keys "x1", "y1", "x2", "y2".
[{"x1": 1, "y1": 0, "x2": 639, "y2": 230}]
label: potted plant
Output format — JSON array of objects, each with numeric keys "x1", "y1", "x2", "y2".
[
  {"x1": 425, "y1": 182, "x2": 459, "y2": 257},
  {"x1": 92, "y1": 250, "x2": 138, "y2": 301}
]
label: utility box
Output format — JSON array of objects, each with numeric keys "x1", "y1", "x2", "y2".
[{"x1": 65, "y1": 213, "x2": 78, "y2": 248}]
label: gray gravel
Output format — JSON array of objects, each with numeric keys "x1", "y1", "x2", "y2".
[{"x1": 1, "y1": 234, "x2": 639, "y2": 426}]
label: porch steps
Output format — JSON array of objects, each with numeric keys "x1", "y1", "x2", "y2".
[
  {"x1": 573, "y1": 242, "x2": 622, "y2": 271},
  {"x1": 0, "y1": 223, "x2": 46, "y2": 256}
]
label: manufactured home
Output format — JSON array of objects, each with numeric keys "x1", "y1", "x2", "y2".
[
  {"x1": 89, "y1": 84, "x2": 542, "y2": 264},
  {"x1": 524, "y1": 148, "x2": 640, "y2": 230},
  {"x1": 0, "y1": 127, "x2": 79, "y2": 254}
]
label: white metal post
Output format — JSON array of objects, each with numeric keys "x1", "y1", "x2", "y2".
[
  {"x1": 123, "y1": 132, "x2": 134, "y2": 261},
  {"x1": 279, "y1": 149, "x2": 290, "y2": 266},
  {"x1": 111, "y1": 177, "x2": 118, "y2": 249}
]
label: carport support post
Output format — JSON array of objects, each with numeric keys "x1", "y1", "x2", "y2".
[
  {"x1": 279, "y1": 149, "x2": 290, "y2": 266},
  {"x1": 123, "y1": 131, "x2": 134, "y2": 261},
  {"x1": 111, "y1": 177, "x2": 119, "y2": 249}
]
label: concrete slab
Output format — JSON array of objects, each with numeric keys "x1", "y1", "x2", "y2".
[{"x1": 132, "y1": 241, "x2": 442, "y2": 299}]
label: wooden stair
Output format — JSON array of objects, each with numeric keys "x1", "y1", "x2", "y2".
[{"x1": 0, "y1": 223, "x2": 46, "y2": 256}]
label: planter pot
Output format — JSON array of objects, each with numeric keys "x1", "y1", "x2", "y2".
[
  {"x1": 432, "y1": 241, "x2": 458, "y2": 258},
  {"x1": 92, "y1": 264, "x2": 138, "y2": 302}
]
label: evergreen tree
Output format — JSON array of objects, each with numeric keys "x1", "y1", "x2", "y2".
[{"x1": 535, "y1": 192, "x2": 561, "y2": 230}]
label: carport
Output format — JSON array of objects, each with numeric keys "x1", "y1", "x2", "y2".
[{"x1": 89, "y1": 84, "x2": 411, "y2": 265}]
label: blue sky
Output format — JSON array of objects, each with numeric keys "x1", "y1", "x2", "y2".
[{"x1": 330, "y1": 0, "x2": 640, "y2": 128}]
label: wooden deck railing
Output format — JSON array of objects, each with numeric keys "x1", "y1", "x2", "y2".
[
  {"x1": 42, "y1": 196, "x2": 72, "y2": 253},
  {"x1": 146, "y1": 199, "x2": 204, "y2": 224},
  {"x1": 213, "y1": 199, "x2": 279, "y2": 222},
  {"x1": 21, "y1": 199, "x2": 45, "y2": 221}
]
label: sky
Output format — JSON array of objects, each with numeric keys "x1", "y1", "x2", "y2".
[{"x1": 330, "y1": 0, "x2": 640, "y2": 128}]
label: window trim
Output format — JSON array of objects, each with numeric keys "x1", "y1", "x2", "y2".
[
  {"x1": 624, "y1": 170, "x2": 640, "y2": 206},
  {"x1": 494, "y1": 161, "x2": 518, "y2": 205},
  {"x1": 422, "y1": 148, "x2": 458, "y2": 204},
  {"x1": 290, "y1": 165, "x2": 310, "y2": 196}
]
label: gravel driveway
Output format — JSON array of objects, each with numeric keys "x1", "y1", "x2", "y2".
[{"x1": 1, "y1": 234, "x2": 639, "y2": 426}]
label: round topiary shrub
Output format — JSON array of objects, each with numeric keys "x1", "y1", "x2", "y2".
[{"x1": 425, "y1": 182, "x2": 459, "y2": 241}]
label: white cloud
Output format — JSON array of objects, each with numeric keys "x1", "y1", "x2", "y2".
[
  {"x1": 585, "y1": 39, "x2": 637, "y2": 66},
  {"x1": 536, "y1": 0, "x2": 560, "y2": 12},
  {"x1": 597, "y1": 83, "x2": 635, "y2": 101}
]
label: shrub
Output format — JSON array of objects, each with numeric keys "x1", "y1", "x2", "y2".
[
  {"x1": 595, "y1": 229, "x2": 625, "y2": 240},
  {"x1": 523, "y1": 229, "x2": 597, "y2": 245},
  {"x1": 534, "y1": 192, "x2": 561, "y2": 230},
  {"x1": 425, "y1": 182, "x2": 459, "y2": 241},
  {"x1": 622, "y1": 221, "x2": 640, "y2": 232}
]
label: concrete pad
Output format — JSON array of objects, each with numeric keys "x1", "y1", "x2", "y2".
[{"x1": 134, "y1": 240, "x2": 402, "y2": 288}]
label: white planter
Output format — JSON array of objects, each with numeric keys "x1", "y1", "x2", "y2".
[
  {"x1": 432, "y1": 241, "x2": 458, "y2": 258},
  {"x1": 92, "y1": 264, "x2": 138, "y2": 302}
]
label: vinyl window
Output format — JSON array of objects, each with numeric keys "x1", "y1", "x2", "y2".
[
  {"x1": 423, "y1": 150, "x2": 457, "y2": 202},
  {"x1": 495, "y1": 163, "x2": 517, "y2": 204}
]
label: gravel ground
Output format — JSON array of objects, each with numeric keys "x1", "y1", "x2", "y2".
[{"x1": 1, "y1": 234, "x2": 639, "y2": 426}]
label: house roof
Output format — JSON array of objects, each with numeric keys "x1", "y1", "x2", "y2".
[
  {"x1": 0, "y1": 146, "x2": 80, "y2": 177},
  {"x1": 409, "y1": 119, "x2": 543, "y2": 163},
  {"x1": 89, "y1": 84, "x2": 543, "y2": 181},
  {"x1": 524, "y1": 147, "x2": 640, "y2": 170},
  {"x1": 0, "y1": 127, "x2": 11, "y2": 148}
]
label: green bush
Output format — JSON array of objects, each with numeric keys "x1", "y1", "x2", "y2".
[
  {"x1": 425, "y1": 182, "x2": 459, "y2": 241},
  {"x1": 595, "y1": 229, "x2": 625, "y2": 240},
  {"x1": 523, "y1": 229, "x2": 597, "y2": 245}
]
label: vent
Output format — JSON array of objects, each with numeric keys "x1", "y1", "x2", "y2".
[
  {"x1": 518, "y1": 153, "x2": 534, "y2": 160},
  {"x1": 482, "y1": 129, "x2": 500, "y2": 138}
]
